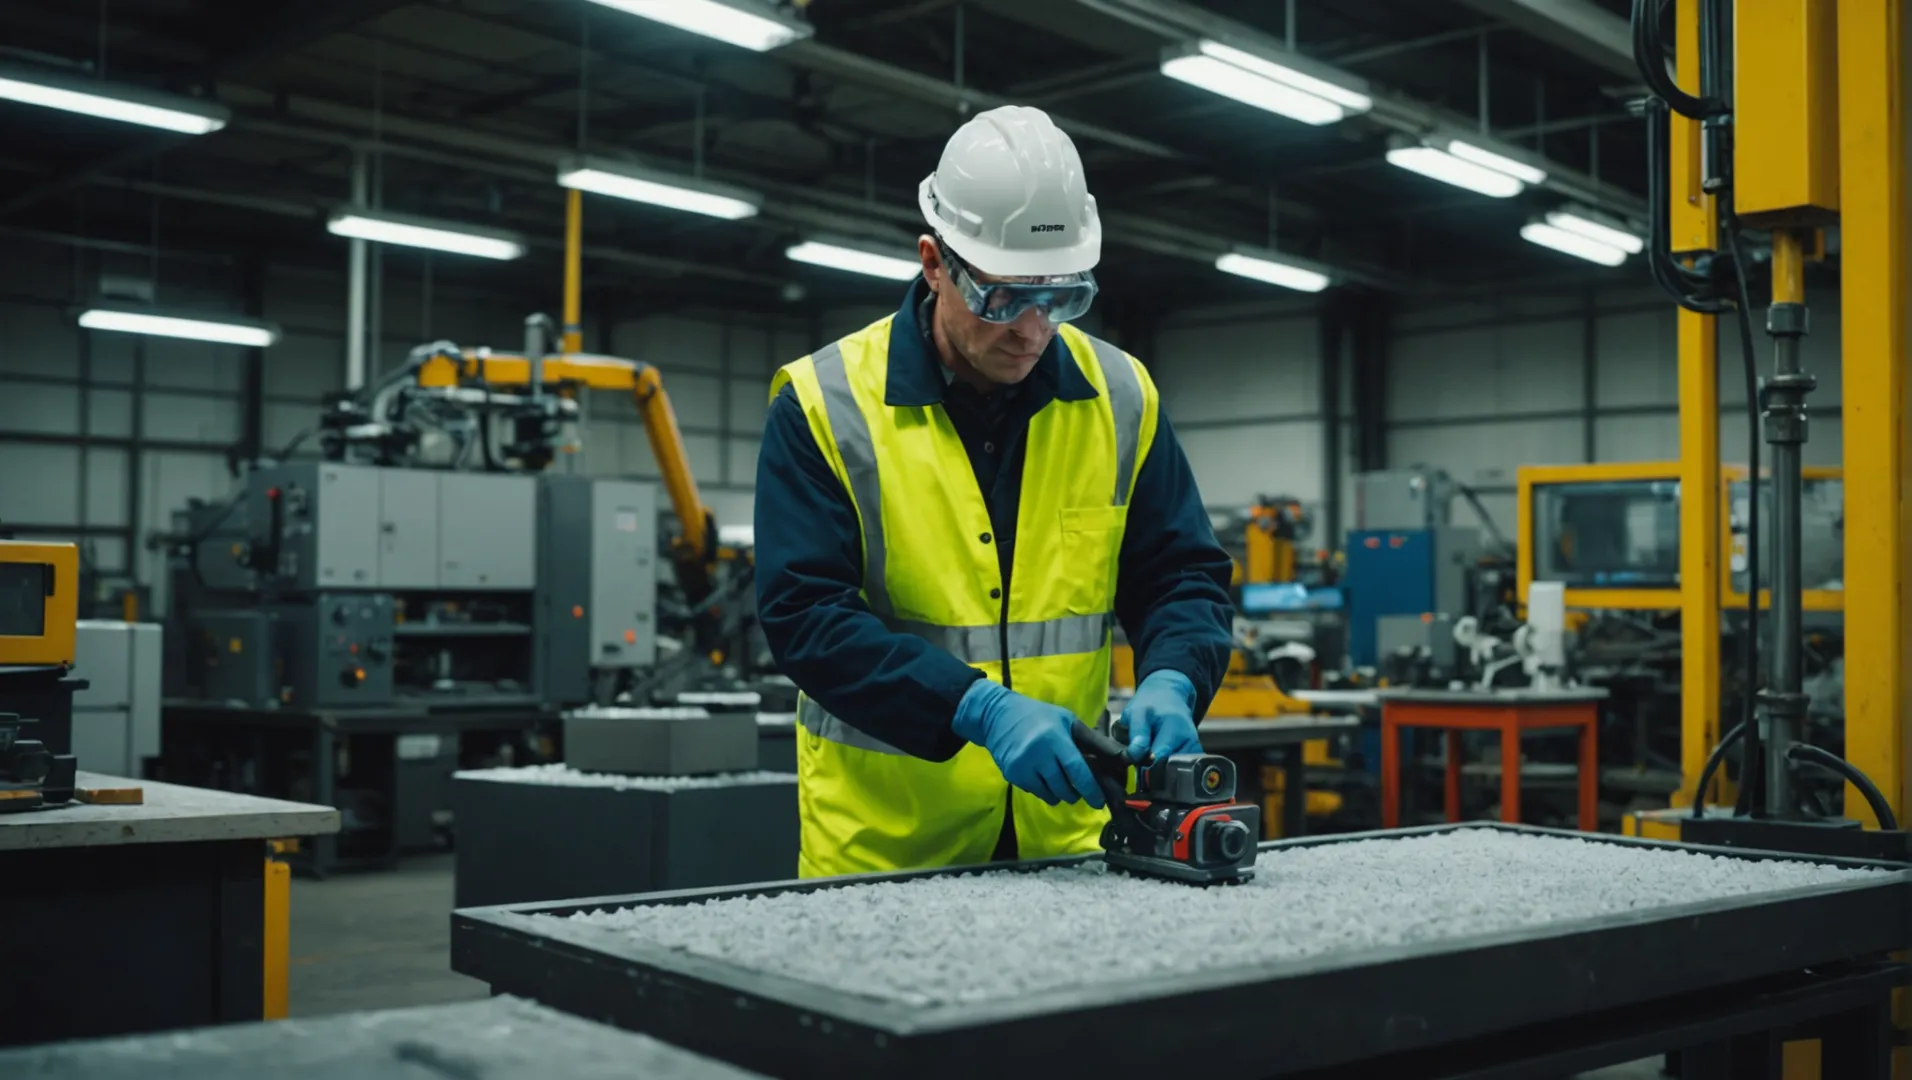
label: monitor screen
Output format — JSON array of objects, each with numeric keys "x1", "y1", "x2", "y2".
[{"x1": 0, "y1": 562, "x2": 48, "y2": 637}]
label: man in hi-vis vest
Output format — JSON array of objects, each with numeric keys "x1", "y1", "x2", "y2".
[{"x1": 755, "y1": 104, "x2": 1235, "y2": 878}]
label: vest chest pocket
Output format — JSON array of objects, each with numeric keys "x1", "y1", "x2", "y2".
[{"x1": 1056, "y1": 505, "x2": 1128, "y2": 615}]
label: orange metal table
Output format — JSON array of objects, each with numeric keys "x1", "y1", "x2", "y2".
[{"x1": 1378, "y1": 688, "x2": 1608, "y2": 831}]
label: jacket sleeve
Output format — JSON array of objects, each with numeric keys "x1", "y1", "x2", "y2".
[
  {"x1": 754, "y1": 384, "x2": 980, "y2": 761},
  {"x1": 1114, "y1": 405, "x2": 1237, "y2": 721}
]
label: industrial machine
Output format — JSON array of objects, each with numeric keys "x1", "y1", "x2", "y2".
[
  {"x1": 70, "y1": 620, "x2": 161, "y2": 778},
  {"x1": 1073, "y1": 721, "x2": 1259, "y2": 885},
  {"x1": 1343, "y1": 467, "x2": 1504, "y2": 670},
  {"x1": 0, "y1": 540, "x2": 83, "y2": 808},
  {"x1": 1625, "y1": 0, "x2": 1907, "y2": 873}
]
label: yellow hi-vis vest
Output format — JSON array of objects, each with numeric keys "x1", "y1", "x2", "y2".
[{"x1": 770, "y1": 315, "x2": 1160, "y2": 878}]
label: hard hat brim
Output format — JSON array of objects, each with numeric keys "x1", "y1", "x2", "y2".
[{"x1": 918, "y1": 174, "x2": 1102, "y2": 278}]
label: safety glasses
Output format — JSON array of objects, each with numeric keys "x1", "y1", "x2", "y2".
[{"x1": 938, "y1": 243, "x2": 1099, "y2": 326}]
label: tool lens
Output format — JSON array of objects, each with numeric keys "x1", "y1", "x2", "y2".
[{"x1": 1203, "y1": 766, "x2": 1223, "y2": 792}]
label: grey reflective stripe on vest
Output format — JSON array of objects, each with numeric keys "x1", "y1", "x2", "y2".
[
  {"x1": 1087, "y1": 336, "x2": 1143, "y2": 507},
  {"x1": 812, "y1": 341, "x2": 891, "y2": 618},
  {"x1": 798, "y1": 695, "x2": 908, "y2": 756},
  {"x1": 887, "y1": 612, "x2": 1112, "y2": 665}
]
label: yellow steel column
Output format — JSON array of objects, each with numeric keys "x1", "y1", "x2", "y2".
[
  {"x1": 562, "y1": 188, "x2": 585, "y2": 355},
  {"x1": 1676, "y1": 308, "x2": 1723, "y2": 808},
  {"x1": 1673, "y1": 0, "x2": 1724, "y2": 810},
  {"x1": 1838, "y1": 0, "x2": 1909, "y2": 833}
]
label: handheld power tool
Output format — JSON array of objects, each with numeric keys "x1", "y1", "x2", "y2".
[{"x1": 1070, "y1": 722, "x2": 1260, "y2": 885}]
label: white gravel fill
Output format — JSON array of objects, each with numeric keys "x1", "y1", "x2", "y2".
[
  {"x1": 456, "y1": 764, "x2": 796, "y2": 791},
  {"x1": 550, "y1": 830, "x2": 1882, "y2": 1008}
]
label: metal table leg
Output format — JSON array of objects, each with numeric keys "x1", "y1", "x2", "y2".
[
  {"x1": 1819, "y1": 996, "x2": 1894, "y2": 1080},
  {"x1": 1380, "y1": 715, "x2": 1401, "y2": 828},
  {"x1": 1499, "y1": 718, "x2": 1521, "y2": 825},
  {"x1": 1280, "y1": 743, "x2": 1306, "y2": 840},
  {"x1": 310, "y1": 727, "x2": 337, "y2": 879}
]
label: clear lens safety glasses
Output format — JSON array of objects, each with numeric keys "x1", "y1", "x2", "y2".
[{"x1": 942, "y1": 245, "x2": 1098, "y2": 326}]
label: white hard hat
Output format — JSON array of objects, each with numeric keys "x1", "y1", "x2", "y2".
[{"x1": 918, "y1": 105, "x2": 1102, "y2": 278}]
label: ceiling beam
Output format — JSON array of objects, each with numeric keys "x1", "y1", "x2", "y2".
[
  {"x1": 0, "y1": 0, "x2": 418, "y2": 222},
  {"x1": 1440, "y1": 0, "x2": 1639, "y2": 79}
]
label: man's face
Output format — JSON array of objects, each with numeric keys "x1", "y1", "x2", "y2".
[{"x1": 919, "y1": 236, "x2": 1057, "y2": 386}]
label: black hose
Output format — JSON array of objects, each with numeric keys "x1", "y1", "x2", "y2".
[
  {"x1": 1641, "y1": 101, "x2": 1731, "y2": 314},
  {"x1": 1787, "y1": 743, "x2": 1901, "y2": 831},
  {"x1": 1634, "y1": 0, "x2": 1726, "y2": 119},
  {"x1": 1723, "y1": 221, "x2": 1766, "y2": 815},
  {"x1": 1689, "y1": 720, "x2": 1744, "y2": 818}
]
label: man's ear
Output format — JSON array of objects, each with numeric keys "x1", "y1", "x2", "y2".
[{"x1": 917, "y1": 235, "x2": 942, "y2": 286}]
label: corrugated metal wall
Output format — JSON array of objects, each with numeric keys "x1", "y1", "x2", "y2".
[
  {"x1": 0, "y1": 235, "x2": 807, "y2": 609},
  {"x1": 1145, "y1": 280, "x2": 1846, "y2": 551}
]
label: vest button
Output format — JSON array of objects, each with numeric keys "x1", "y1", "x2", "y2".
[
  {"x1": 980, "y1": 532, "x2": 992, "y2": 544},
  {"x1": 989, "y1": 588, "x2": 1002, "y2": 600},
  {"x1": 983, "y1": 441, "x2": 996, "y2": 453}
]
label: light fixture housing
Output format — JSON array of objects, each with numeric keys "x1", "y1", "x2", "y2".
[
  {"x1": 1215, "y1": 247, "x2": 1333, "y2": 293},
  {"x1": 1544, "y1": 207, "x2": 1645, "y2": 255},
  {"x1": 1160, "y1": 39, "x2": 1371, "y2": 126},
  {"x1": 557, "y1": 156, "x2": 762, "y2": 220},
  {"x1": 0, "y1": 61, "x2": 229, "y2": 135},
  {"x1": 1384, "y1": 142, "x2": 1526, "y2": 198},
  {"x1": 583, "y1": 0, "x2": 813, "y2": 51},
  {"x1": 1445, "y1": 138, "x2": 1548, "y2": 186},
  {"x1": 327, "y1": 208, "x2": 527, "y2": 260},
  {"x1": 785, "y1": 236, "x2": 921, "y2": 281},
  {"x1": 78, "y1": 304, "x2": 281, "y2": 347},
  {"x1": 1520, "y1": 221, "x2": 1629, "y2": 267}
]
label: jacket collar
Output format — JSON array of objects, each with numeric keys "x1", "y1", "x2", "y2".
[{"x1": 883, "y1": 276, "x2": 1098, "y2": 407}]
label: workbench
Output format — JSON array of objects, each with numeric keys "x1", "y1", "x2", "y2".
[
  {"x1": 0, "y1": 995, "x2": 763, "y2": 1078},
  {"x1": 1193, "y1": 714, "x2": 1362, "y2": 838},
  {"x1": 1377, "y1": 687, "x2": 1608, "y2": 831},
  {"x1": 0, "y1": 771, "x2": 338, "y2": 1048},
  {"x1": 159, "y1": 698, "x2": 558, "y2": 875},
  {"x1": 450, "y1": 764, "x2": 799, "y2": 907},
  {"x1": 452, "y1": 823, "x2": 1910, "y2": 1080}
]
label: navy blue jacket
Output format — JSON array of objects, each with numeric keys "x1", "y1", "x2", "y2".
[{"x1": 754, "y1": 279, "x2": 1235, "y2": 762}]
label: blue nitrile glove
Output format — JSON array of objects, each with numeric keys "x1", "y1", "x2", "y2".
[
  {"x1": 951, "y1": 680, "x2": 1105, "y2": 809},
  {"x1": 1124, "y1": 671, "x2": 1203, "y2": 762}
]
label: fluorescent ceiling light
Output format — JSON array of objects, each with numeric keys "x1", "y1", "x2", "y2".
[
  {"x1": 1385, "y1": 145, "x2": 1526, "y2": 198},
  {"x1": 1446, "y1": 139, "x2": 1548, "y2": 185},
  {"x1": 0, "y1": 62, "x2": 229, "y2": 135},
  {"x1": 327, "y1": 209, "x2": 526, "y2": 260},
  {"x1": 1197, "y1": 41, "x2": 1372, "y2": 112},
  {"x1": 1521, "y1": 222, "x2": 1628, "y2": 267},
  {"x1": 1545, "y1": 209, "x2": 1644, "y2": 255},
  {"x1": 584, "y1": 0, "x2": 813, "y2": 51},
  {"x1": 1215, "y1": 250, "x2": 1331, "y2": 293},
  {"x1": 557, "y1": 156, "x2": 761, "y2": 220},
  {"x1": 79, "y1": 306, "x2": 280, "y2": 347},
  {"x1": 1160, "y1": 40, "x2": 1369, "y2": 126},
  {"x1": 785, "y1": 238, "x2": 920, "y2": 281}
]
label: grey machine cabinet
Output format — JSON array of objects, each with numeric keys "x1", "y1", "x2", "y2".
[
  {"x1": 376, "y1": 468, "x2": 441, "y2": 589},
  {"x1": 439, "y1": 473, "x2": 538, "y2": 590},
  {"x1": 248, "y1": 462, "x2": 382, "y2": 591},
  {"x1": 535, "y1": 476, "x2": 658, "y2": 702}
]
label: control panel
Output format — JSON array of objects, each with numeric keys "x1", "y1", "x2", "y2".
[{"x1": 278, "y1": 594, "x2": 395, "y2": 708}]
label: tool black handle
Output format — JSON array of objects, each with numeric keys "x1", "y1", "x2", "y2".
[{"x1": 1071, "y1": 721, "x2": 1131, "y2": 765}]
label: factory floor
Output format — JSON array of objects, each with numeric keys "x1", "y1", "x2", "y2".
[{"x1": 287, "y1": 855, "x2": 1664, "y2": 1078}]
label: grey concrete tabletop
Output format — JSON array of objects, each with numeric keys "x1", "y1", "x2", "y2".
[
  {"x1": 0, "y1": 771, "x2": 339, "y2": 852},
  {"x1": 0, "y1": 995, "x2": 765, "y2": 1079}
]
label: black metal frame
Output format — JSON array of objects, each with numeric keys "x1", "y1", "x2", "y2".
[{"x1": 451, "y1": 822, "x2": 1911, "y2": 1080}]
